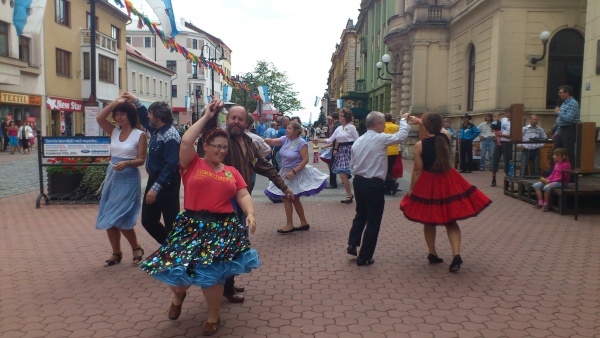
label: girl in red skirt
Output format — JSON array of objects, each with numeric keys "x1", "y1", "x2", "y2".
[{"x1": 400, "y1": 112, "x2": 491, "y2": 272}]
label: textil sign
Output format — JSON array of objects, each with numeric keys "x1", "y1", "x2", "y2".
[
  {"x1": 46, "y1": 97, "x2": 83, "y2": 112},
  {"x1": 0, "y1": 92, "x2": 42, "y2": 105}
]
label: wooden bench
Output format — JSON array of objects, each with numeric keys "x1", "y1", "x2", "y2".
[{"x1": 504, "y1": 176, "x2": 600, "y2": 215}]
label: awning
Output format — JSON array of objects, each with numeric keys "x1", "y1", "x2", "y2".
[{"x1": 350, "y1": 107, "x2": 370, "y2": 118}]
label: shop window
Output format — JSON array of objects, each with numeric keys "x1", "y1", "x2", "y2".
[
  {"x1": 546, "y1": 29, "x2": 584, "y2": 108},
  {"x1": 19, "y1": 36, "x2": 30, "y2": 64},
  {"x1": 0, "y1": 21, "x2": 8, "y2": 56},
  {"x1": 83, "y1": 52, "x2": 90, "y2": 79},
  {"x1": 56, "y1": 48, "x2": 71, "y2": 77},
  {"x1": 99, "y1": 55, "x2": 115, "y2": 83},
  {"x1": 55, "y1": 0, "x2": 70, "y2": 27},
  {"x1": 467, "y1": 44, "x2": 475, "y2": 111}
]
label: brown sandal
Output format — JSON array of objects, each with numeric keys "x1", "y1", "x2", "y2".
[
  {"x1": 202, "y1": 317, "x2": 220, "y2": 336},
  {"x1": 168, "y1": 291, "x2": 187, "y2": 320}
]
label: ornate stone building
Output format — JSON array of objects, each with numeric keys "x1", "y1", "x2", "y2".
[{"x1": 383, "y1": 0, "x2": 587, "y2": 127}]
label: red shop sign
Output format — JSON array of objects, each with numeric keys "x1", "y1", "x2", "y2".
[{"x1": 46, "y1": 97, "x2": 83, "y2": 112}]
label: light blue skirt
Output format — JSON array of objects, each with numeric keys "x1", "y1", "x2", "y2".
[{"x1": 96, "y1": 157, "x2": 141, "y2": 230}]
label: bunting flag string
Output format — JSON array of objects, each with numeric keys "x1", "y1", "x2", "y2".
[{"x1": 112, "y1": 0, "x2": 257, "y2": 98}]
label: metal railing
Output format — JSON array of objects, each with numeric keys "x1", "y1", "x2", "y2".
[{"x1": 80, "y1": 29, "x2": 118, "y2": 53}]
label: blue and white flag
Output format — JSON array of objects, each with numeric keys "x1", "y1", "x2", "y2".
[
  {"x1": 13, "y1": 0, "x2": 47, "y2": 36},
  {"x1": 314, "y1": 96, "x2": 319, "y2": 107},
  {"x1": 337, "y1": 99, "x2": 343, "y2": 109},
  {"x1": 258, "y1": 85, "x2": 270, "y2": 103},
  {"x1": 223, "y1": 86, "x2": 232, "y2": 102},
  {"x1": 145, "y1": 0, "x2": 179, "y2": 38}
]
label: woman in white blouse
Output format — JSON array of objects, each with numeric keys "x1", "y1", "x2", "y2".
[{"x1": 313, "y1": 108, "x2": 359, "y2": 203}]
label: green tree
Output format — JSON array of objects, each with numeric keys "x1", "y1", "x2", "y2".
[{"x1": 231, "y1": 60, "x2": 303, "y2": 115}]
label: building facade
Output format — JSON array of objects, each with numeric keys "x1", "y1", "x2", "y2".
[
  {"x1": 0, "y1": 0, "x2": 44, "y2": 132},
  {"x1": 43, "y1": 0, "x2": 128, "y2": 136},
  {"x1": 126, "y1": 18, "x2": 231, "y2": 125},
  {"x1": 382, "y1": 0, "x2": 587, "y2": 129},
  {"x1": 126, "y1": 43, "x2": 174, "y2": 112}
]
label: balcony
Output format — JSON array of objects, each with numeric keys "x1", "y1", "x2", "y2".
[{"x1": 80, "y1": 29, "x2": 118, "y2": 54}]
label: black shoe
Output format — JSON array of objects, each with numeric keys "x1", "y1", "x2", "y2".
[
  {"x1": 348, "y1": 174, "x2": 353, "y2": 180},
  {"x1": 491, "y1": 178, "x2": 496, "y2": 187},
  {"x1": 449, "y1": 255, "x2": 463, "y2": 272},
  {"x1": 427, "y1": 254, "x2": 443, "y2": 264},
  {"x1": 356, "y1": 258, "x2": 374, "y2": 266},
  {"x1": 295, "y1": 224, "x2": 310, "y2": 231},
  {"x1": 384, "y1": 191, "x2": 392, "y2": 196},
  {"x1": 346, "y1": 245, "x2": 357, "y2": 256},
  {"x1": 271, "y1": 199, "x2": 283, "y2": 203},
  {"x1": 341, "y1": 195, "x2": 354, "y2": 204},
  {"x1": 277, "y1": 227, "x2": 296, "y2": 234},
  {"x1": 325, "y1": 185, "x2": 338, "y2": 189}
]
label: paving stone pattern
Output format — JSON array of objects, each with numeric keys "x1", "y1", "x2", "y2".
[{"x1": 1, "y1": 150, "x2": 599, "y2": 337}]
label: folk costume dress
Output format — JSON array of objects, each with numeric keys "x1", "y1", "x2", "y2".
[
  {"x1": 324, "y1": 124, "x2": 359, "y2": 175},
  {"x1": 96, "y1": 128, "x2": 144, "y2": 230},
  {"x1": 400, "y1": 136, "x2": 491, "y2": 225},
  {"x1": 140, "y1": 157, "x2": 260, "y2": 288},
  {"x1": 265, "y1": 136, "x2": 328, "y2": 199}
]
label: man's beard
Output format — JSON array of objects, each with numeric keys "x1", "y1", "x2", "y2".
[
  {"x1": 227, "y1": 124, "x2": 244, "y2": 137},
  {"x1": 148, "y1": 120, "x2": 157, "y2": 128}
]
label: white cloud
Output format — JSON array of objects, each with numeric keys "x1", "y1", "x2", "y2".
[{"x1": 124, "y1": 0, "x2": 359, "y2": 123}]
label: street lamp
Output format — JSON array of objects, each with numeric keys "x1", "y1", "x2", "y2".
[
  {"x1": 200, "y1": 44, "x2": 227, "y2": 97},
  {"x1": 376, "y1": 53, "x2": 403, "y2": 81},
  {"x1": 193, "y1": 85, "x2": 202, "y2": 123},
  {"x1": 234, "y1": 73, "x2": 253, "y2": 110},
  {"x1": 530, "y1": 31, "x2": 551, "y2": 70}
]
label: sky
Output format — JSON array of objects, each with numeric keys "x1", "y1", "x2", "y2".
[{"x1": 123, "y1": 0, "x2": 360, "y2": 124}]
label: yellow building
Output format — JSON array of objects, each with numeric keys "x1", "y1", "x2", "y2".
[{"x1": 43, "y1": 0, "x2": 128, "y2": 136}]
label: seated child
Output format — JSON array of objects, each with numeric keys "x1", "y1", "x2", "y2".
[{"x1": 532, "y1": 148, "x2": 571, "y2": 212}]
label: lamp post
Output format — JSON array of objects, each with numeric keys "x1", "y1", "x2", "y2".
[
  {"x1": 530, "y1": 31, "x2": 551, "y2": 70},
  {"x1": 376, "y1": 53, "x2": 403, "y2": 81},
  {"x1": 193, "y1": 86, "x2": 202, "y2": 123},
  {"x1": 200, "y1": 44, "x2": 227, "y2": 97},
  {"x1": 234, "y1": 73, "x2": 253, "y2": 110}
]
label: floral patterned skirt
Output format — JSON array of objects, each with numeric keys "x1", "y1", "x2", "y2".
[{"x1": 140, "y1": 211, "x2": 261, "y2": 288}]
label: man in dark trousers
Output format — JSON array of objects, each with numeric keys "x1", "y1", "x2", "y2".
[
  {"x1": 326, "y1": 112, "x2": 341, "y2": 188},
  {"x1": 198, "y1": 104, "x2": 294, "y2": 303},
  {"x1": 553, "y1": 85, "x2": 580, "y2": 169},
  {"x1": 458, "y1": 113, "x2": 480, "y2": 173},
  {"x1": 347, "y1": 111, "x2": 409, "y2": 266},
  {"x1": 123, "y1": 92, "x2": 181, "y2": 245}
]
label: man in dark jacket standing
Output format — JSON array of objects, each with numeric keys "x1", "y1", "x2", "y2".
[{"x1": 123, "y1": 92, "x2": 181, "y2": 245}]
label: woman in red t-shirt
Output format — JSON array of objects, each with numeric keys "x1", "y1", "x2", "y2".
[{"x1": 141, "y1": 98, "x2": 260, "y2": 336}]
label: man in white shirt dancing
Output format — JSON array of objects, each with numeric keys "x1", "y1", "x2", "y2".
[{"x1": 347, "y1": 111, "x2": 409, "y2": 266}]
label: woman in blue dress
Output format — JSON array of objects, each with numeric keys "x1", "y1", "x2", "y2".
[{"x1": 96, "y1": 97, "x2": 147, "y2": 267}]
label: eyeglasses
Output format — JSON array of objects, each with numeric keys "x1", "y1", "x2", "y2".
[{"x1": 207, "y1": 143, "x2": 229, "y2": 151}]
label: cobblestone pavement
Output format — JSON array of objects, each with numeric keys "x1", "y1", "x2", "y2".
[
  {"x1": 0, "y1": 151, "x2": 46, "y2": 199},
  {"x1": 1, "y1": 148, "x2": 599, "y2": 337}
]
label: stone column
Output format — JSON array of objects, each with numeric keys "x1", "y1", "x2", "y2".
[
  {"x1": 410, "y1": 41, "x2": 430, "y2": 114},
  {"x1": 401, "y1": 51, "x2": 412, "y2": 114}
]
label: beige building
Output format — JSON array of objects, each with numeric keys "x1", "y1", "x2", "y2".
[
  {"x1": 382, "y1": 0, "x2": 588, "y2": 130},
  {"x1": 0, "y1": 0, "x2": 44, "y2": 132},
  {"x1": 43, "y1": 0, "x2": 128, "y2": 136}
]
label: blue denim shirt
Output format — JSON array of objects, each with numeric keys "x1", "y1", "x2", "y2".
[
  {"x1": 557, "y1": 97, "x2": 580, "y2": 127},
  {"x1": 135, "y1": 102, "x2": 181, "y2": 193},
  {"x1": 459, "y1": 122, "x2": 480, "y2": 141}
]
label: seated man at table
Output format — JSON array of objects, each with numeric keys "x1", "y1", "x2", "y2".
[{"x1": 519, "y1": 115, "x2": 547, "y2": 177}]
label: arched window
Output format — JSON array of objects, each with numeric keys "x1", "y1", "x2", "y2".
[
  {"x1": 467, "y1": 45, "x2": 475, "y2": 111},
  {"x1": 546, "y1": 29, "x2": 584, "y2": 108}
]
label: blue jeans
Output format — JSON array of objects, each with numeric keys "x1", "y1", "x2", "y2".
[
  {"x1": 479, "y1": 138, "x2": 494, "y2": 170},
  {"x1": 520, "y1": 149, "x2": 540, "y2": 177},
  {"x1": 532, "y1": 181, "x2": 565, "y2": 192}
]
